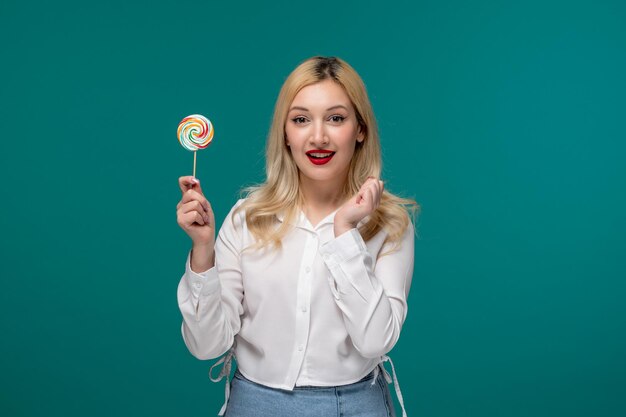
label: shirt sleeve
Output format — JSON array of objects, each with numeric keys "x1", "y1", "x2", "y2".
[
  {"x1": 319, "y1": 222, "x2": 415, "y2": 358},
  {"x1": 176, "y1": 202, "x2": 245, "y2": 360}
]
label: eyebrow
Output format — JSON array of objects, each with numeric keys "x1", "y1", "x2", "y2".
[{"x1": 289, "y1": 105, "x2": 350, "y2": 112}]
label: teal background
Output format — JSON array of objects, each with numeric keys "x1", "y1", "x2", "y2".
[{"x1": 1, "y1": 0, "x2": 625, "y2": 416}]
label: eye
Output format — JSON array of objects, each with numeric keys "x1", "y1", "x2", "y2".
[
  {"x1": 292, "y1": 116, "x2": 308, "y2": 124},
  {"x1": 329, "y1": 115, "x2": 346, "y2": 123}
]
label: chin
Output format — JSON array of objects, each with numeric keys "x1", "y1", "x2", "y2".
[{"x1": 301, "y1": 169, "x2": 346, "y2": 183}]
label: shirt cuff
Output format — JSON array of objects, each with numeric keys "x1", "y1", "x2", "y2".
[
  {"x1": 184, "y1": 251, "x2": 220, "y2": 297},
  {"x1": 320, "y1": 228, "x2": 367, "y2": 269}
]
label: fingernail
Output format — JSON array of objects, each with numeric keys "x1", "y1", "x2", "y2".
[{"x1": 192, "y1": 178, "x2": 199, "y2": 184}]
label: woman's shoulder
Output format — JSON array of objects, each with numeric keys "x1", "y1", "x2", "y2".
[
  {"x1": 227, "y1": 198, "x2": 248, "y2": 222},
  {"x1": 232, "y1": 198, "x2": 247, "y2": 210}
]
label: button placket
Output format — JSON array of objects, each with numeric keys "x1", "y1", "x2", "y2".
[{"x1": 286, "y1": 231, "x2": 317, "y2": 387}]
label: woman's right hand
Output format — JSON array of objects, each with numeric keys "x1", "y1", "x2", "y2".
[{"x1": 176, "y1": 176, "x2": 215, "y2": 270}]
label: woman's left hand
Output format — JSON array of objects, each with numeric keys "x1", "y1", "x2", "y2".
[{"x1": 334, "y1": 177, "x2": 384, "y2": 237}]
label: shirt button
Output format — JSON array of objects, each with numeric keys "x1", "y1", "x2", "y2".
[
  {"x1": 301, "y1": 305, "x2": 307, "y2": 312},
  {"x1": 193, "y1": 282, "x2": 202, "y2": 289},
  {"x1": 298, "y1": 345, "x2": 304, "y2": 351},
  {"x1": 305, "y1": 266, "x2": 311, "y2": 273}
]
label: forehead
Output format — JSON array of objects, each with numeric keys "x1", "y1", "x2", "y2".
[{"x1": 290, "y1": 79, "x2": 352, "y2": 110}]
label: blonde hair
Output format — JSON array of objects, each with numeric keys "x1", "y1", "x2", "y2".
[{"x1": 236, "y1": 56, "x2": 419, "y2": 249}]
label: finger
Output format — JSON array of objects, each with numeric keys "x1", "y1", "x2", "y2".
[
  {"x1": 355, "y1": 188, "x2": 366, "y2": 204},
  {"x1": 193, "y1": 178, "x2": 205, "y2": 196},
  {"x1": 364, "y1": 179, "x2": 379, "y2": 196},
  {"x1": 370, "y1": 180, "x2": 382, "y2": 202},
  {"x1": 373, "y1": 186, "x2": 382, "y2": 208},
  {"x1": 369, "y1": 178, "x2": 382, "y2": 195},
  {"x1": 179, "y1": 176, "x2": 199, "y2": 193},
  {"x1": 362, "y1": 176, "x2": 379, "y2": 191},
  {"x1": 365, "y1": 186, "x2": 379, "y2": 211},
  {"x1": 180, "y1": 189, "x2": 210, "y2": 211},
  {"x1": 179, "y1": 176, "x2": 206, "y2": 198},
  {"x1": 179, "y1": 211, "x2": 205, "y2": 228},
  {"x1": 181, "y1": 204, "x2": 210, "y2": 225},
  {"x1": 179, "y1": 200, "x2": 208, "y2": 217},
  {"x1": 357, "y1": 186, "x2": 371, "y2": 208}
]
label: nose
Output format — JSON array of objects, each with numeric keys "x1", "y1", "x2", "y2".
[{"x1": 310, "y1": 120, "x2": 329, "y2": 147}]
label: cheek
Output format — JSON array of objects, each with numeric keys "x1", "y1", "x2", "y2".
[
  {"x1": 334, "y1": 123, "x2": 359, "y2": 139},
  {"x1": 336, "y1": 129, "x2": 359, "y2": 149},
  {"x1": 285, "y1": 126, "x2": 305, "y2": 145}
]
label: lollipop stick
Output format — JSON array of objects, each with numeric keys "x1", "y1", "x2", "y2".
[{"x1": 192, "y1": 152, "x2": 196, "y2": 178}]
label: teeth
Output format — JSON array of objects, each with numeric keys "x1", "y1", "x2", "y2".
[{"x1": 309, "y1": 152, "x2": 333, "y2": 158}]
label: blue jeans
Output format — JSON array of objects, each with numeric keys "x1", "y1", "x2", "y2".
[{"x1": 223, "y1": 369, "x2": 397, "y2": 417}]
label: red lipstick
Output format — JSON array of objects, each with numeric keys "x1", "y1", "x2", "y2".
[{"x1": 305, "y1": 150, "x2": 335, "y2": 165}]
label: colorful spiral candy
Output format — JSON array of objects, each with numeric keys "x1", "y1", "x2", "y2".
[{"x1": 177, "y1": 114, "x2": 214, "y2": 152}]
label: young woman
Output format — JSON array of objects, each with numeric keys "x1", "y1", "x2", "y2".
[{"x1": 176, "y1": 56, "x2": 418, "y2": 417}]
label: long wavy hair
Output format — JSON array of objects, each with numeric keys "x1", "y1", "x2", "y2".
[{"x1": 236, "y1": 56, "x2": 419, "y2": 249}]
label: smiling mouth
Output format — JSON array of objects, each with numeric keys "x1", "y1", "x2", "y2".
[{"x1": 306, "y1": 150, "x2": 335, "y2": 165}]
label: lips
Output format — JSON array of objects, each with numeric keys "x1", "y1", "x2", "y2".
[{"x1": 306, "y1": 150, "x2": 335, "y2": 165}]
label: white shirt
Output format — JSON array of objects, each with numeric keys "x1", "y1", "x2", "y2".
[{"x1": 177, "y1": 199, "x2": 414, "y2": 414}]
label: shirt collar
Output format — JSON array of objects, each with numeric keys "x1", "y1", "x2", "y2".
[
  {"x1": 276, "y1": 207, "x2": 337, "y2": 229},
  {"x1": 276, "y1": 208, "x2": 369, "y2": 231}
]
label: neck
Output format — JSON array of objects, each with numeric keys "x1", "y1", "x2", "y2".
[{"x1": 298, "y1": 173, "x2": 347, "y2": 222}]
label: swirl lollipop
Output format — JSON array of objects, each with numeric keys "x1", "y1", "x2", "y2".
[{"x1": 177, "y1": 114, "x2": 215, "y2": 178}]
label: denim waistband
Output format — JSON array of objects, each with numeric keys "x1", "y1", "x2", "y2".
[{"x1": 234, "y1": 368, "x2": 378, "y2": 390}]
